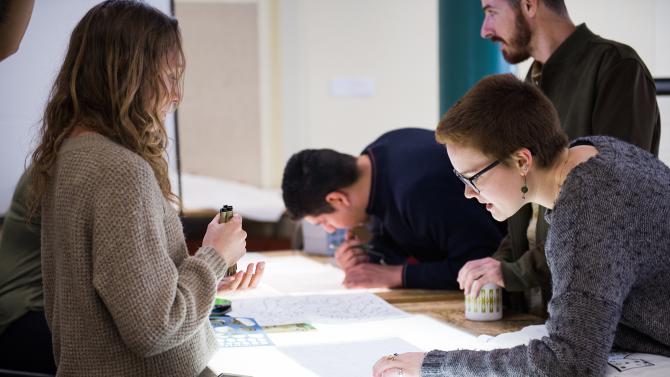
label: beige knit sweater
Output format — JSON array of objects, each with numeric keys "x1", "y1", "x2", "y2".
[{"x1": 41, "y1": 134, "x2": 227, "y2": 376}]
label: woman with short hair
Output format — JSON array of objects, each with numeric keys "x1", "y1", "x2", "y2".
[{"x1": 373, "y1": 74, "x2": 670, "y2": 377}]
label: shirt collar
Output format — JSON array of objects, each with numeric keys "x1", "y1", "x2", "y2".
[{"x1": 543, "y1": 23, "x2": 595, "y2": 68}]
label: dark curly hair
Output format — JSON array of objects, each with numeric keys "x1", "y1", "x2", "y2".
[{"x1": 281, "y1": 149, "x2": 359, "y2": 220}]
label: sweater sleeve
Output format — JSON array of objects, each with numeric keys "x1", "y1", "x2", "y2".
[
  {"x1": 592, "y1": 57, "x2": 660, "y2": 156},
  {"x1": 421, "y1": 291, "x2": 623, "y2": 377},
  {"x1": 367, "y1": 216, "x2": 470, "y2": 290},
  {"x1": 90, "y1": 162, "x2": 227, "y2": 357}
]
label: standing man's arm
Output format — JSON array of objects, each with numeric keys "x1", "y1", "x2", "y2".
[
  {"x1": 460, "y1": 203, "x2": 550, "y2": 294},
  {"x1": 591, "y1": 57, "x2": 660, "y2": 155},
  {"x1": 0, "y1": 0, "x2": 35, "y2": 61},
  {"x1": 460, "y1": 233, "x2": 549, "y2": 295},
  {"x1": 491, "y1": 240, "x2": 548, "y2": 290}
]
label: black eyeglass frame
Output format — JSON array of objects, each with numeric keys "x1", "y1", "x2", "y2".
[{"x1": 453, "y1": 160, "x2": 501, "y2": 193}]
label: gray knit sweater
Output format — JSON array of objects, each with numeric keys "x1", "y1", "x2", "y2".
[
  {"x1": 41, "y1": 134, "x2": 228, "y2": 376},
  {"x1": 422, "y1": 136, "x2": 670, "y2": 376}
]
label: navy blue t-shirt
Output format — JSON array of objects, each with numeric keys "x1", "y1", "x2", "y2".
[{"x1": 362, "y1": 128, "x2": 505, "y2": 289}]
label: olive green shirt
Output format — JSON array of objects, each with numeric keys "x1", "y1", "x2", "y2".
[
  {"x1": 0, "y1": 169, "x2": 42, "y2": 334},
  {"x1": 493, "y1": 24, "x2": 661, "y2": 316}
]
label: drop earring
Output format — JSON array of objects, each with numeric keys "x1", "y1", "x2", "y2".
[{"x1": 521, "y1": 174, "x2": 528, "y2": 199}]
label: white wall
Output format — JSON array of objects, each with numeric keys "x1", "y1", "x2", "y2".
[
  {"x1": 281, "y1": 0, "x2": 439, "y2": 162},
  {"x1": 0, "y1": 0, "x2": 174, "y2": 215},
  {"x1": 171, "y1": 0, "x2": 438, "y2": 188}
]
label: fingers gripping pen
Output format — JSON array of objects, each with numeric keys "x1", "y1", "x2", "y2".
[{"x1": 219, "y1": 205, "x2": 237, "y2": 276}]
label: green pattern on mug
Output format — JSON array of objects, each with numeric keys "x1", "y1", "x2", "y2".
[
  {"x1": 465, "y1": 286, "x2": 502, "y2": 313},
  {"x1": 488, "y1": 289, "x2": 494, "y2": 312}
]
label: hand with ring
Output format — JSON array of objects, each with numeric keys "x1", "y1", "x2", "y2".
[{"x1": 372, "y1": 351, "x2": 424, "y2": 377}]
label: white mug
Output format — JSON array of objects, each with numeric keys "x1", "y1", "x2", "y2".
[{"x1": 464, "y1": 283, "x2": 503, "y2": 321}]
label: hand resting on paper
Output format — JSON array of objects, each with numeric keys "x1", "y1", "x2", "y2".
[
  {"x1": 372, "y1": 351, "x2": 424, "y2": 377},
  {"x1": 343, "y1": 263, "x2": 402, "y2": 288},
  {"x1": 217, "y1": 262, "x2": 265, "y2": 292}
]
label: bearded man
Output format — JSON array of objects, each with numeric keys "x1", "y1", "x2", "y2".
[{"x1": 457, "y1": 0, "x2": 661, "y2": 316}]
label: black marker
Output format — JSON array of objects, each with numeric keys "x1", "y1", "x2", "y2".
[{"x1": 219, "y1": 205, "x2": 237, "y2": 276}]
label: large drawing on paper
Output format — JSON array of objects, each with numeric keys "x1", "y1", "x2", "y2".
[{"x1": 229, "y1": 292, "x2": 408, "y2": 327}]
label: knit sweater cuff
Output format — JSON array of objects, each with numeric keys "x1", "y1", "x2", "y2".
[
  {"x1": 421, "y1": 350, "x2": 450, "y2": 376},
  {"x1": 194, "y1": 246, "x2": 229, "y2": 280}
]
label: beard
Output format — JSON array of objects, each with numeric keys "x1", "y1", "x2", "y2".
[{"x1": 498, "y1": 8, "x2": 532, "y2": 64}]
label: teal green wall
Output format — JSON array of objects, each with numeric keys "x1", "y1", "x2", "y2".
[{"x1": 439, "y1": 0, "x2": 512, "y2": 116}]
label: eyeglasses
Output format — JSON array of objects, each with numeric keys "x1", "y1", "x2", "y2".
[{"x1": 453, "y1": 160, "x2": 500, "y2": 193}]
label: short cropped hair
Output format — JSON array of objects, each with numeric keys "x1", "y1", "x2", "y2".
[
  {"x1": 436, "y1": 74, "x2": 568, "y2": 168},
  {"x1": 506, "y1": 0, "x2": 568, "y2": 15},
  {"x1": 281, "y1": 149, "x2": 359, "y2": 220}
]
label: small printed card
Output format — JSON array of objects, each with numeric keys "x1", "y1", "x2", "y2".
[
  {"x1": 262, "y1": 322, "x2": 316, "y2": 333},
  {"x1": 608, "y1": 352, "x2": 655, "y2": 372},
  {"x1": 210, "y1": 316, "x2": 274, "y2": 348}
]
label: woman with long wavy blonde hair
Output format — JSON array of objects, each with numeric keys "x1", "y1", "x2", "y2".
[{"x1": 29, "y1": 1, "x2": 247, "y2": 375}]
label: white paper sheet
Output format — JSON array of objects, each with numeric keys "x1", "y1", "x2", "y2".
[
  {"x1": 474, "y1": 324, "x2": 670, "y2": 377},
  {"x1": 220, "y1": 253, "x2": 388, "y2": 299},
  {"x1": 475, "y1": 324, "x2": 548, "y2": 350},
  {"x1": 250, "y1": 255, "x2": 347, "y2": 294},
  {"x1": 277, "y1": 338, "x2": 421, "y2": 377},
  {"x1": 208, "y1": 315, "x2": 477, "y2": 377},
  {"x1": 229, "y1": 292, "x2": 409, "y2": 326}
]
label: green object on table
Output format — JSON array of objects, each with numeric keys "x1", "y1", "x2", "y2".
[
  {"x1": 215, "y1": 298, "x2": 231, "y2": 306},
  {"x1": 262, "y1": 323, "x2": 316, "y2": 333}
]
